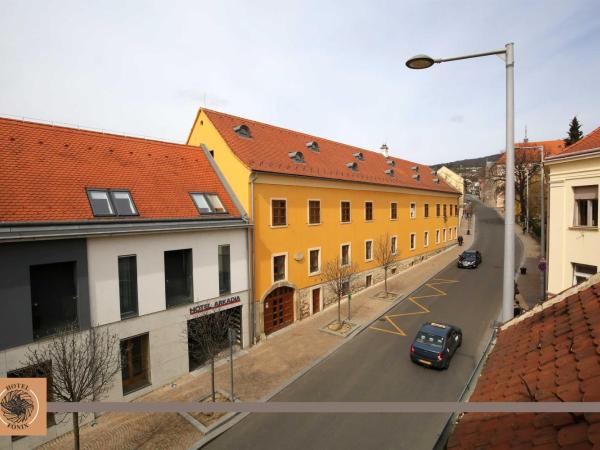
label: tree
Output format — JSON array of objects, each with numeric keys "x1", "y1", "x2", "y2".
[
  {"x1": 22, "y1": 325, "x2": 119, "y2": 450},
  {"x1": 374, "y1": 233, "x2": 398, "y2": 295},
  {"x1": 320, "y1": 256, "x2": 358, "y2": 326},
  {"x1": 564, "y1": 116, "x2": 583, "y2": 146},
  {"x1": 187, "y1": 310, "x2": 233, "y2": 402}
]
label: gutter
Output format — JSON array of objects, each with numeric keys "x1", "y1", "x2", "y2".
[
  {"x1": 545, "y1": 146, "x2": 600, "y2": 163},
  {"x1": 249, "y1": 173, "x2": 258, "y2": 344}
]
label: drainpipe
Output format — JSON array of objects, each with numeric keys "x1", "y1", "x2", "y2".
[{"x1": 249, "y1": 173, "x2": 258, "y2": 344}]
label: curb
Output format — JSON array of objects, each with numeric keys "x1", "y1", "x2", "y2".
[{"x1": 189, "y1": 220, "x2": 478, "y2": 449}]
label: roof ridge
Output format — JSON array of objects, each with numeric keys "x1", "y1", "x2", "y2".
[
  {"x1": 0, "y1": 116, "x2": 191, "y2": 149},
  {"x1": 563, "y1": 123, "x2": 600, "y2": 153},
  {"x1": 202, "y1": 108, "x2": 431, "y2": 168}
]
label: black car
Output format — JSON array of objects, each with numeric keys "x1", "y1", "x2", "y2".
[
  {"x1": 410, "y1": 322, "x2": 462, "y2": 370},
  {"x1": 457, "y1": 250, "x2": 482, "y2": 269}
]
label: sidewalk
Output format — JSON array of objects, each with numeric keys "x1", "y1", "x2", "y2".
[
  {"x1": 38, "y1": 219, "x2": 475, "y2": 450},
  {"x1": 515, "y1": 229, "x2": 543, "y2": 309}
]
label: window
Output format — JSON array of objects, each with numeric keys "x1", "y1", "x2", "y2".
[
  {"x1": 443, "y1": 229, "x2": 447, "y2": 241},
  {"x1": 366, "y1": 275, "x2": 373, "y2": 287},
  {"x1": 391, "y1": 236, "x2": 397, "y2": 255},
  {"x1": 455, "y1": 205, "x2": 458, "y2": 216},
  {"x1": 436, "y1": 204, "x2": 441, "y2": 217},
  {"x1": 288, "y1": 151, "x2": 305, "y2": 163},
  {"x1": 436, "y1": 229, "x2": 440, "y2": 243},
  {"x1": 272, "y1": 199, "x2": 287, "y2": 226},
  {"x1": 449, "y1": 204, "x2": 453, "y2": 216},
  {"x1": 454, "y1": 227, "x2": 457, "y2": 238},
  {"x1": 443, "y1": 204, "x2": 447, "y2": 217},
  {"x1": 234, "y1": 124, "x2": 251, "y2": 138},
  {"x1": 308, "y1": 200, "x2": 321, "y2": 224},
  {"x1": 273, "y1": 254, "x2": 286, "y2": 282},
  {"x1": 8, "y1": 362, "x2": 55, "y2": 428},
  {"x1": 410, "y1": 233, "x2": 416, "y2": 250},
  {"x1": 87, "y1": 189, "x2": 137, "y2": 216},
  {"x1": 391, "y1": 267, "x2": 397, "y2": 275},
  {"x1": 572, "y1": 263, "x2": 597, "y2": 285},
  {"x1": 191, "y1": 193, "x2": 227, "y2": 214},
  {"x1": 365, "y1": 202, "x2": 373, "y2": 221},
  {"x1": 424, "y1": 204, "x2": 429, "y2": 218},
  {"x1": 365, "y1": 240, "x2": 373, "y2": 261},
  {"x1": 573, "y1": 186, "x2": 598, "y2": 227},
  {"x1": 391, "y1": 202, "x2": 398, "y2": 220},
  {"x1": 164, "y1": 249, "x2": 193, "y2": 307},
  {"x1": 309, "y1": 248, "x2": 320, "y2": 275},
  {"x1": 410, "y1": 202, "x2": 416, "y2": 219},
  {"x1": 341, "y1": 201, "x2": 351, "y2": 223},
  {"x1": 30, "y1": 261, "x2": 78, "y2": 339},
  {"x1": 120, "y1": 333, "x2": 150, "y2": 394},
  {"x1": 341, "y1": 244, "x2": 351, "y2": 266},
  {"x1": 119, "y1": 256, "x2": 138, "y2": 318},
  {"x1": 424, "y1": 231, "x2": 429, "y2": 247},
  {"x1": 218, "y1": 245, "x2": 231, "y2": 295}
]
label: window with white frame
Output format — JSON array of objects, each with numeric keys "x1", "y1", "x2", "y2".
[
  {"x1": 436, "y1": 229, "x2": 440, "y2": 243},
  {"x1": 573, "y1": 186, "x2": 598, "y2": 227},
  {"x1": 271, "y1": 199, "x2": 287, "y2": 226},
  {"x1": 341, "y1": 244, "x2": 351, "y2": 266},
  {"x1": 572, "y1": 263, "x2": 597, "y2": 285},
  {"x1": 273, "y1": 254, "x2": 287, "y2": 282},
  {"x1": 341, "y1": 201, "x2": 351, "y2": 223},
  {"x1": 424, "y1": 231, "x2": 429, "y2": 247},
  {"x1": 410, "y1": 202, "x2": 416, "y2": 219},
  {"x1": 308, "y1": 248, "x2": 321, "y2": 275},
  {"x1": 410, "y1": 233, "x2": 416, "y2": 250},
  {"x1": 365, "y1": 240, "x2": 373, "y2": 261},
  {"x1": 443, "y1": 229, "x2": 447, "y2": 241},
  {"x1": 390, "y1": 202, "x2": 398, "y2": 220},
  {"x1": 391, "y1": 236, "x2": 397, "y2": 255}
]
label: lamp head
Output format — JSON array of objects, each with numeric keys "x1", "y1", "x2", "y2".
[{"x1": 406, "y1": 54, "x2": 435, "y2": 70}]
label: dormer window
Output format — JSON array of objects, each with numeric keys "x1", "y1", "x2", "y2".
[
  {"x1": 306, "y1": 141, "x2": 319, "y2": 152},
  {"x1": 411, "y1": 166, "x2": 419, "y2": 172},
  {"x1": 430, "y1": 169, "x2": 437, "y2": 175},
  {"x1": 87, "y1": 189, "x2": 138, "y2": 217},
  {"x1": 346, "y1": 162, "x2": 358, "y2": 171},
  {"x1": 190, "y1": 193, "x2": 227, "y2": 214},
  {"x1": 288, "y1": 151, "x2": 305, "y2": 163},
  {"x1": 353, "y1": 152, "x2": 364, "y2": 161},
  {"x1": 386, "y1": 160, "x2": 395, "y2": 167},
  {"x1": 412, "y1": 174, "x2": 420, "y2": 181},
  {"x1": 433, "y1": 177, "x2": 440, "y2": 183},
  {"x1": 233, "y1": 124, "x2": 251, "y2": 138},
  {"x1": 385, "y1": 169, "x2": 394, "y2": 176}
]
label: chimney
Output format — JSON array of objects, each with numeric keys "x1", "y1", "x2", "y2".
[{"x1": 380, "y1": 143, "x2": 389, "y2": 158}]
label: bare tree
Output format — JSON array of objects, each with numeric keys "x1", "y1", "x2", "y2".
[
  {"x1": 22, "y1": 325, "x2": 119, "y2": 450},
  {"x1": 187, "y1": 310, "x2": 233, "y2": 402},
  {"x1": 319, "y1": 256, "x2": 358, "y2": 325},
  {"x1": 374, "y1": 233, "x2": 398, "y2": 296}
]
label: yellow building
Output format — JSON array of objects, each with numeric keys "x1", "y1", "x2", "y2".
[{"x1": 187, "y1": 109, "x2": 460, "y2": 337}]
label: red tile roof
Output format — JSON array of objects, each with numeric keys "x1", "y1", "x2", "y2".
[
  {"x1": 496, "y1": 139, "x2": 566, "y2": 165},
  {"x1": 199, "y1": 109, "x2": 459, "y2": 195},
  {"x1": 0, "y1": 117, "x2": 240, "y2": 224},
  {"x1": 448, "y1": 278, "x2": 600, "y2": 450},
  {"x1": 547, "y1": 125, "x2": 600, "y2": 160}
]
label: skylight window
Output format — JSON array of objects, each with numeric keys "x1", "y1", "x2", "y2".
[
  {"x1": 386, "y1": 160, "x2": 395, "y2": 167},
  {"x1": 288, "y1": 151, "x2": 305, "y2": 163},
  {"x1": 353, "y1": 152, "x2": 364, "y2": 161},
  {"x1": 87, "y1": 189, "x2": 138, "y2": 217},
  {"x1": 190, "y1": 193, "x2": 227, "y2": 214},
  {"x1": 233, "y1": 124, "x2": 251, "y2": 138},
  {"x1": 385, "y1": 169, "x2": 394, "y2": 176},
  {"x1": 346, "y1": 162, "x2": 358, "y2": 171},
  {"x1": 306, "y1": 141, "x2": 319, "y2": 152}
]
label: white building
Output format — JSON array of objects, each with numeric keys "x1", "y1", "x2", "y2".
[
  {"x1": 546, "y1": 125, "x2": 600, "y2": 295},
  {"x1": 0, "y1": 118, "x2": 251, "y2": 449}
]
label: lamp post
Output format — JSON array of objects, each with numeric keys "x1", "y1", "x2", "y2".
[{"x1": 407, "y1": 43, "x2": 515, "y2": 322}]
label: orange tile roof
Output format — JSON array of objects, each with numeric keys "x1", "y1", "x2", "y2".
[
  {"x1": 200, "y1": 109, "x2": 459, "y2": 195},
  {"x1": 496, "y1": 139, "x2": 566, "y2": 164},
  {"x1": 548, "y1": 125, "x2": 600, "y2": 160},
  {"x1": 448, "y1": 280, "x2": 600, "y2": 449},
  {"x1": 0, "y1": 117, "x2": 240, "y2": 224}
]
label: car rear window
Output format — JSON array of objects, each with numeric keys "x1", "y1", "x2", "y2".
[{"x1": 415, "y1": 332, "x2": 444, "y2": 348}]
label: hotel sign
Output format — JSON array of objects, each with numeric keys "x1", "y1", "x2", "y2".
[{"x1": 189, "y1": 295, "x2": 242, "y2": 317}]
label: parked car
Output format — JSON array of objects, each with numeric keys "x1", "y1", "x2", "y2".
[
  {"x1": 457, "y1": 250, "x2": 482, "y2": 269},
  {"x1": 410, "y1": 322, "x2": 462, "y2": 370}
]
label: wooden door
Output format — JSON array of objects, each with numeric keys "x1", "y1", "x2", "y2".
[
  {"x1": 263, "y1": 287, "x2": 294, "y2": 334},
  {"x1": 312, "y1": 289, "x2": 320, "y2": 314}
]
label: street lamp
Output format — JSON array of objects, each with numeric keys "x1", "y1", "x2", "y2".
[{"x1": 407, "y1": 43, "x2": 515, "y2": 323}]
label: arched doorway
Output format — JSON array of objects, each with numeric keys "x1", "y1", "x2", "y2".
[{"x1": 263, "y1": 286, "x2": 294, "y2": 334}]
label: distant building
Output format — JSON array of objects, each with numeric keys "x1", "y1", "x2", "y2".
[
  {"x1": 546, "y1": 124, "x2": 600, "y2": 295},
  {"x1": 435, "y1": 166, "x2": 465, "y2": 222}
]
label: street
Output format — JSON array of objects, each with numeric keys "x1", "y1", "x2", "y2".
[{"x1": 205, "y1": 201, "x2": 521, "y2": 450}]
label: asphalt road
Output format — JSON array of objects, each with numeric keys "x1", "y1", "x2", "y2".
[{"x1": 204, "y1": 201, "x2": 522, "y2": 450}]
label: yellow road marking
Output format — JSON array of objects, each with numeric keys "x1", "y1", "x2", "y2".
[{"x1": 370, "y1": 278, "x2": 459, "y2": 337}]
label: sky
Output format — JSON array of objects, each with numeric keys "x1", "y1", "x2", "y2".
[{"x1": 1, "y1": 0, "x2": 599, "y2": 165}]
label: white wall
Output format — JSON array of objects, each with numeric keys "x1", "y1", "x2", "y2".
[
  {"x1": 548, "y1": 155, "x2": 600, "y2": 294},
  {"x1": 87, "y1": 228, "x2": 248, "y2": 326}
]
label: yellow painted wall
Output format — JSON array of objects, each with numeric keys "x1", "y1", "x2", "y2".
[
  {"x1": 186, "y1": 111, "x2": 251, "y2": 213},
  {"x1": 253, "y1": 178, "x2": 459, "y2": 300}
]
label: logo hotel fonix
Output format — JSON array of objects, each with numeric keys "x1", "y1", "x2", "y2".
[{"x1": 0, "y1": 378, "x2": 47, "y2": 436}]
